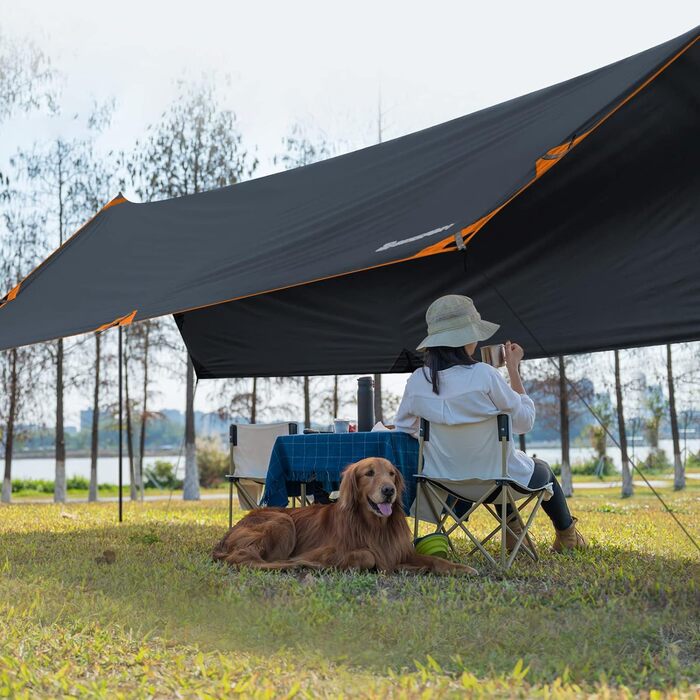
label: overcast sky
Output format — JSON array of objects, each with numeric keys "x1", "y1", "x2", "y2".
[{"x1": 1, "y1": 1, "x2": 698, "y2": 425}]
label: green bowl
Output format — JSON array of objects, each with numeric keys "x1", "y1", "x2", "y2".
[{"x1": 414, "y1": 533, "x2": 450, "y2": 559}]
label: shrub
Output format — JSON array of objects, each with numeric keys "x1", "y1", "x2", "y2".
[
  {"x1": 11, "y1": 478, "x2": 55, "y2": 494},
  {"x1": 685, "y1": 451, "x2": 700, "y2": 471},
  {"x1": 66, "y1": 475, "x2": 90, "y2": 490},
  {"x1": 143, "y1": 460, "x2": 182, "y2": 490},
  {"x1": 642, "y1": 448, "x2": 671, "y2": 474},
  {"x1": 197, "y1": 438, "x2": 228, "y2": 488},
  {"x1": 550, "y1": 458, "x2": 614, "y2": 478}
]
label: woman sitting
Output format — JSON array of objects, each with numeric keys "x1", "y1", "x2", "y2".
[{"x1": 394, "y1": 294, "x2": 586, "y2": 552}]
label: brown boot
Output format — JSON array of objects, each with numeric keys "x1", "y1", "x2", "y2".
[
  {"x1": 552, "y1": 517, "x2": 587, "y2": 552},
  {"x1": 505, "y1": 516, "x2": 534, "y2": 554}
]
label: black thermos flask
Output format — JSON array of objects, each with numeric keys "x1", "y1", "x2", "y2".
[{"x1": 357, "y1": 376, "x2": 375, "y2": 432}]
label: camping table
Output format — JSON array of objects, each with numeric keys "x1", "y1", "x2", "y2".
[{"x1": 262, "y1": 431, "x2": 419, "y2": 513}]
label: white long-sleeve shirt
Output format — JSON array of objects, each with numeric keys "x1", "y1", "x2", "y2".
[{"x1": 393, "y1": 363, "x2": 536, "y2": 487}]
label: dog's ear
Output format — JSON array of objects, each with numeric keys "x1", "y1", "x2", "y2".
[{"x1": 338, "y1": 462, "x2": 360, "y2": 511}]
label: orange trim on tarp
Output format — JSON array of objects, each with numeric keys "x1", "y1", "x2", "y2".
[
  {"x1": 6, "y1": 283, "x2": 21, "y2": 302},
  {"x1": 102, "y1": 195, "x2": 127, "y2": 211},
  {"x1": 0, "y1": 194, "x2": 127, "y2": 307},
  {"x1": 95, "y1": 309, "x2": 137, "y2": 333},
  {"x1": 414, "y1": 32, "x2": 699, "y2": 258}
]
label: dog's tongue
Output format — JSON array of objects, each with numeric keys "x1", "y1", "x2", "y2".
[{"x1": 377, "y1": 502, "x2": 393, "y2": 517}]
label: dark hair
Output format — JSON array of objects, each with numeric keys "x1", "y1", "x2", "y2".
[{"x1": 422, "y1": 346, "x2": 478, "y2": 395}]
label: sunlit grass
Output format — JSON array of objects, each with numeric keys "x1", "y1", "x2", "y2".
[{"x1": 1, "y1": 488, "x2": 699, "y2": 698}]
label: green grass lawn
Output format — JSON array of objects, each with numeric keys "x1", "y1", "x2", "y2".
[{"x1": 1, "y1": 490, "x2": 699, "y2": 698}]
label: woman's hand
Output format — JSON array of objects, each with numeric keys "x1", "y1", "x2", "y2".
[{"x1": 504, "y1": 340, "x2": 524, "y2": 369}]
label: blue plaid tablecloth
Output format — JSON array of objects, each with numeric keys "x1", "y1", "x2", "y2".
[{"x1": 262, "y1": 431, "x2": 419, "y2": 513}]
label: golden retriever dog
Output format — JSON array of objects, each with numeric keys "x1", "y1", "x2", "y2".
[{"x1": 212, "y1": 457, "x2": 477, "y2": 575}]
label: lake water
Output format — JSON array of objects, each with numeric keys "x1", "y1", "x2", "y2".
[
  {"x1": 11, "y1": 454, "x2": 180, "y2": 484},
  {"x1": 10, "y1": 438, "x2": 699, "y2": 484}
]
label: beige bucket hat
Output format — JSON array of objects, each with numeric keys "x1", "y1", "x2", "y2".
[{"x1": 417, "y1": 295, "x2": 499, "y2": 351}]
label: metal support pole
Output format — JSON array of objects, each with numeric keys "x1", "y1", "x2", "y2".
[{"x1": 118, "y1": 326, "x2": 123, "y2": 523}]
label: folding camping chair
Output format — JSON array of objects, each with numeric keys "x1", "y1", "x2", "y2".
[
  {"x1": 412, "y1": 414, "x2": 551, "y2": 571},
  {"x1": 225, "y1": 422, "x2": 298, "y2": 527}
]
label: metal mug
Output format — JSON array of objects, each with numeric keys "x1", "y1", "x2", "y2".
[
  {"x1": 480, "y1": 343, "x2": 506, "y2": 368},
  {"x1": 334, "y1": 419, "x2": 350, "y2": 434}
]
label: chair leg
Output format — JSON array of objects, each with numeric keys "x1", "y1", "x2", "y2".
[
  {"x1": 500, "y1": 488, "x2": 510, "y2": 569},
  {"x1": 482, "y1": 496, "x2": 539, "y2": 561},
  {"x1": 504, "y1": 490, "x2": 537, "y2": 562},
  {"x1": 236, "y1": 483, "x2": 260, "y2": 511},
  {"x1": 489, "y1": 491, "x2": 544, "y2": 567},
  {"x1": 506, "y1": 491, "x2": 545, "y2": 568},
  {"x1": 426, "y1": 482, "x2": 498, "y2": 568},
  {"x1": 413, "y1": 483, "x2": 422, "y2": 541}
]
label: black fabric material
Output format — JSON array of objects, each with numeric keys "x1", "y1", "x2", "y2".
[
  {"x1": 178, "y1": 33, "x2": 700, "y2": 377},
  {"x1": 528, "y1": 459, "x2": 573, "y2": 531},
  {"x1": 1, "y1": 27, "x2": 698, "y2": 378}
]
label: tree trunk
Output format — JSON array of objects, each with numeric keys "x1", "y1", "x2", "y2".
[
  {"x1": 251, "y1": 377, "x2": 257, "y2": 424},
  {"x1": 614, "y1": 350, "x2": 633, "y2": 497},
  {"x1": 373, "y1": 374, "x2": 383, "y2": 424},
  {"x1": 2, "y1": 348, "x2": 18, "y2": 503},
  {"x1": 54, "y1": 338, "x2": 66, "y2": 503},
  {"x1": 183, "y1": 355, "x2": 199, "y2": 499},
  {"x1": 138, "y1": 325, "x2": 150, "y2": 501},
  {"x1": 517, "y1": 362, "x2": 526, "y2": 452},
  {"x1": 303, "y1": 376, "x2": 311, "y2": 429},
  {"x1": 89, "y1": 333, "x2": 101, "y2": 501},
  {"x1": 667, "y1": 344, "x2": 684, "y2": 490},
  {"x1": 333, "y1": 376, "x2": 339, "y2": 419},
  {"x1": 558, "y1": 356, "x2": 573, "y2": 497},
  {"x1": 124, "y1": 345, "x2": 137, "y2": 501},
  {"x1": 54, "y1": 147, "x2": 67, "y2": 504}
]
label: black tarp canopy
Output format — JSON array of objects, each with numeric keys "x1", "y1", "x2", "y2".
[{"x1": 1, "y1": 27, "x2": 699, "y2": 377}]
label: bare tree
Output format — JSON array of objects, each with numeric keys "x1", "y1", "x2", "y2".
[
  {"x1": 0, "y1": 193, "x2": 46, "y2": 502},
  {"x1": 644, "y1": 385, "x2": 666, "y2": 451},
  {"x1": 320, "y1": 375, "x2": 355, "y2": 423},
  {"x1": 0, "y1": 30, "x2": 55, "y2": 124},
  {"x1": 89, "y1": 332, "x2": 102, "y2": 500},
  {"x1": 122, "y1": 329, "x2": 138, "y2": 500},
  {"x1": 128, "y1": 80, "x2": 257, "y2": 500},
  {"x1": 15, "y1": 106, "x2": 114, "y2": 502},
  {"x1": 0, "y1": 38, "x2": 55, "y2": 501},
  {"x1": 614, "y1": 349, "x2": 633, "y2": 497},
  {"x1": 373, "y1": 374, "x2": 383, "y2": 424},
  {"x1": 558, "y1": 356, "x2": 573, "y2": 497},
  {"x1": 517, "y1": 362, "x2": 528, "y2": 452},
  {"x1": 66, "y1": 131, "x2": 120, "y2": 501},
  {"x1": 667, "y1": 344, "x2": 684, "y2": 490}
]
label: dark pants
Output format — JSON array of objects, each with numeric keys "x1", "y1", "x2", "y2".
[
  {"x1": 453, "y1": 458, "x2": 573, "y2": 531},
  {"x1": 523, "y1": 459, "x2": 573, "y2": 531}
]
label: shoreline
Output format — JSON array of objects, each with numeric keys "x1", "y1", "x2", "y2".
[{"x1": 12, "y1": 449, "x2": 182, "y2": 460}]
